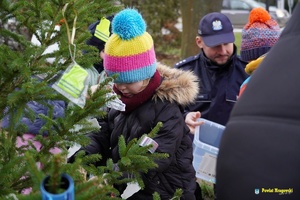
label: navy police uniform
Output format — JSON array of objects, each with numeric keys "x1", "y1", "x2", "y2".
[{"x1": 174, "y1": 46, "x2": 248, "y2": 126}]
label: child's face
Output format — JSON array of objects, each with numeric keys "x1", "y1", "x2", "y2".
[
  {"x1": 115, "y1": 80, "x2": 148, "y2": 98},
  {"x1": 100, "y1": 50, "x2": 105, "y2": 59}
]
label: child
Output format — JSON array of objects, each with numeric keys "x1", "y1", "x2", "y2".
[
  {"x1": 86, "y1": 15, "x2": 114, "y2": 74},
  {"x1": 81, "y1": 8, "x2": 199, "y2": 199},
  {"x1": 239, "y1": 53, "x2": 266, "y2": 96},
  {"x1": 85, "y1": 15, "x2": 114, "y2": 86},
  {"x1": 238, "y1": 7, "x2": 281, "y2": 97}
]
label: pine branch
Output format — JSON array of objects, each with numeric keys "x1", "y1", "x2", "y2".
[{"x1": 117, "y1": 122, "x2": 169, "y2": 189}]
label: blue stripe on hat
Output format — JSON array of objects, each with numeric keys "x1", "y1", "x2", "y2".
[{"x1": 106, "y1": 62, "x2": 157, "y2": 83}]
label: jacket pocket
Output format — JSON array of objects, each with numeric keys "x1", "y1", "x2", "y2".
[
  {"x1": 196, "y1": 93, "x2": 212, "y2": 103},
  {"x1": 226, "y1": 92, "x2": 238, "y2": 103}
]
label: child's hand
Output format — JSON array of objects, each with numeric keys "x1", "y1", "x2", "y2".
[
  {"x1": 185, "y1": 111, "x2": 204, "y2": 134},
  {"x1": 90, "y1": 85, "x2": 99, "y2": 95}
]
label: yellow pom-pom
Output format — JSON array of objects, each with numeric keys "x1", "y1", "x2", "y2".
[{"x1": 249, "y1": 7, "x2": 271, "y2": 24}]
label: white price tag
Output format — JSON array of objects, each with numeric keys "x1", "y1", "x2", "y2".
[
  {"x1": 121, "y1": 182, "x2": 141, "y2": 199},
  {"x1": 197, "y1": 152, "x2": 217, "y2": 183}
]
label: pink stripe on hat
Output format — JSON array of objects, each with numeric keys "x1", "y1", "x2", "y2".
[{"x1": 104, "y1": 46, "x2": 156, "y2": 72}]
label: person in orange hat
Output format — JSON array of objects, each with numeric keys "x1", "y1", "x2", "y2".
[{"x1": 238, "y1": 7, "x2": 281, "y2": 97}]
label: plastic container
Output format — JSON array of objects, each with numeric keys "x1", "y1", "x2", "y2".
[
  {"x1": 192, "y1": 118, "x2": 225, "y2": 184},
  {"x1": 40, "y1": 173, "x2": 74, "y2": 200}
]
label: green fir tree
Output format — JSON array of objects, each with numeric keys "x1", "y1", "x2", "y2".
[{"x1": 0, "y1": 1, "x2": 168, "y2": 199}]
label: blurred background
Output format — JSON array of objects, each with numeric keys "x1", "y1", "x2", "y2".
[
  {"x1": 117, "y1": 0, "x2": 295, "y2": 67},
  {"x1": 2, "y1": 0, "x2": 296, "y2": 67}
]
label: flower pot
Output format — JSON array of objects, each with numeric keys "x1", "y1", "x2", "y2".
[{"x1": 40, "y1": 174, "x2": 74, "y2": 200}]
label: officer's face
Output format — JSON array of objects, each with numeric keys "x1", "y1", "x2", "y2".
[{"x1": 196, "y1": 36, "x2": 234, "y2": 65}]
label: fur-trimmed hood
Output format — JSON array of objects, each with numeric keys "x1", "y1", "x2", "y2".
[{"x1": 153, "y1": 62, "x2": 199, "y2": 107}]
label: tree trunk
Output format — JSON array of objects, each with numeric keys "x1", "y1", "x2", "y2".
[{"x1": 179, "y1": 0, "x2": 223, "y2": 59}]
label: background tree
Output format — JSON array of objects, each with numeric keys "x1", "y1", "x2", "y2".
[{"x1": 179, "y1": 0, "x2": 223, "y2": 59}]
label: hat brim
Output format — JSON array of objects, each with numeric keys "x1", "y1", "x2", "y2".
[{"x1": 202, "y1": 32, "x2": 235, "y2": 47}]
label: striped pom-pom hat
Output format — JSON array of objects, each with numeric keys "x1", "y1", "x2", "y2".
[
  {"x1": 104, "y1": 8, "x2": 156, "y2": 83},
  {"x1": 241, "y1": 7, "x2": 281, "y2": 61}
]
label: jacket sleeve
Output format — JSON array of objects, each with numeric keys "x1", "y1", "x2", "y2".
[
  {"x1": 24, "y1": 100, "x2": 66, "y2": 135},
  {"x1": 151, "y1": 103, "x2": 192, "y2": 173},
  {"x1": 2, "y1": 100, "x2": 66, "y2": 135},
  {"x1": 80, "y1": 118, "x2": 111, "y2": 166}
]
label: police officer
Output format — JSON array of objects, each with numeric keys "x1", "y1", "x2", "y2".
[{"x1": 175, "y1": 12, "x2": 248, "y2": 134}]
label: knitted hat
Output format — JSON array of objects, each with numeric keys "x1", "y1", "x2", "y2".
[
  {"x1": 241, "y1": 8, "x2": 281, "y2": 61},
  {"x1": 86, "y1": 15, "x2": 114, "y2": 52},
  {"x1": 104, "y1": 8, "x2": 156, "y2": 83}
]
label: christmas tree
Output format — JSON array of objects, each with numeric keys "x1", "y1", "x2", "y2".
[{"x1": 0, "y1": 0, "x2": 170, "y2": 199}]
